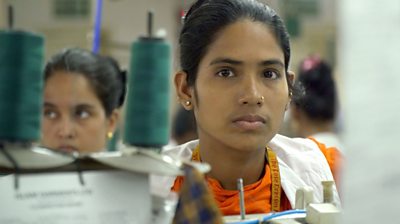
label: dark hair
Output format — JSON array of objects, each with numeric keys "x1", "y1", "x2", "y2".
[
  {"x1": 172, "y1": 106, "x2": 197, "y2": 139},
  {"x1": 180, "y1": 0, "x2": 299, "y2": 96},
  {"x1": 44, "y1": 48, "x2": 127, "y2": 116},
  {"x1": 293, "y1": 57, "x2": 337, "y2": 121}
]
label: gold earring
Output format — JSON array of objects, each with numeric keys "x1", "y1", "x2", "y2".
[
  {"x1": 289, "y1": 91, "x2": 293, "y2": 97},
  {"x1": 107, "y1": 132, "x2": 113, "y2": 139},
  {"x1": 185, "y1": 100, "x2": 191, "y2": 106},
  {"x1": 260, "y1": 96, "x2": 265, "y2": 101}
]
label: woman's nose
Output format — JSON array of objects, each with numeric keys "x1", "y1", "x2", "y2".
[
  {"x1": 238, "y1": 76, "x2": 264, "y2": 106},
  {"x1": 57, "y1": 118, "x2": 75, "y2": 139}
]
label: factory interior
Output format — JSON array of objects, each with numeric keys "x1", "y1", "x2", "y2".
[{"x1": 0, "y1": 0, "x2": 399, "y2": 223}]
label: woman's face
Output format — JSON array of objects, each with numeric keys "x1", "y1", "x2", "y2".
[
  {"x1": 177, "y1": 20, "x2": 293, "y2": 152},
  {"x1": 41, "y1": 71, "x2": 116, "y2": 153}
]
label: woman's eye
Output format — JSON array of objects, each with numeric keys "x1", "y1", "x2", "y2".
[
  {"x1": 263, "y1": 70, "x2": 279, "y2": 79},
  {"x1": 44, "y1": 110, "x2": 58, "y2": 119},
  {"x1": 76, "y1": 110, "x2": 90, "y2": 119},
  {"x1": 216, "y1": 69, "x2": 234, "y2": 77}
]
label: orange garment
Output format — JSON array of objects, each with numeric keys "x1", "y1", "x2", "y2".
[
  {"x1": 171, "y1": 140, "x2": 341, "y2": 216},
  {"x1": 172, "y1": 159, "x2": 292, "y2": 215},
  {"x1": 308, "y1": 137, "x2": 343, "y2": 186}
]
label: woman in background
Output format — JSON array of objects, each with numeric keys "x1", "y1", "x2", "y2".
[
  {"x1": 41, "y1": 48, "x2": 126, "y2": 153},
  {"x1": 160, "y1": 0, "x2": 342, "y2": 216},
  {"x1": 171, "y1": 106, "x2": 198, "y2": 145},
  {"x1": 290, "y1": 56, "x2": 345, "y2": 153}
]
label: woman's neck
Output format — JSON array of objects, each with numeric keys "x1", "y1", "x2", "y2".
[{"x1": 198, "y1": 136, "x2": 266, "y2": 190}]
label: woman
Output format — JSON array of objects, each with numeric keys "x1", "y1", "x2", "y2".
[
  {"x1": 171, "y1": 106, "x2": 198, "y2": 145},
  {"x1": 290, "y1": 56, "x2": 345, "y2": 153},
  {"x1": 161, "y1": 0, "x2": 342, "y2": 216},
  {"x1": 41, "y1": 48, "x2": 126, "y2": 153}
]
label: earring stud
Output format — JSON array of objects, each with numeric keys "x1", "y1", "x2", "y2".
[
  {"x1": 107, "y1": 132, "x2": 113, "y2": 139},
  {"x1": 185, "y1": 101, "x2": 191, "y2": 106}
]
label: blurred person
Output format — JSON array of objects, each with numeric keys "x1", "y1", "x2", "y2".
[
  {"x1": 171, "y1": 106, "x2": 198, "y2": 145},
  {"x1": 290, "y1": 56, "x2": 345, "y2": 153},
  {"x1": 41, "y1": 48, "x2": 127, "y2": 153}
]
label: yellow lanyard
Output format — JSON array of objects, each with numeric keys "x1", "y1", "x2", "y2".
[
  {"x1": 191, "y1": 145, "x2": 281, "y2": 212},
  {"x1": 267, "y1": 147, "x2": 281, "y2": 212}
]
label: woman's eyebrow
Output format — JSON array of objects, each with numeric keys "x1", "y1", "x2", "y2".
[
  {"x1": 43, "y1": 102, "x2": 56, "y2": 108},
  {"x1": 259, "y1": 59, "x2": 284, "y2": 68},
  {"x1": 75, "y1": 104, "x2": 95, "y2": 110},
  {"x1": 209, "y1": 57, "x2": 284, "y2": 69},
  {"x1": 209, "y1": 57, "x2": 243, "y2": 66}
]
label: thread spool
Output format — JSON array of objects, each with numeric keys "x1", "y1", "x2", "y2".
[
  {"x1": 124, "y1": 38, "x2": 170, "y2": 147},
  {"x1": 0, "y1": 30, "x2": 45, "y2": 143},
  {"x1": 124, "y1": 12, "x2": 171, "y2": 148}
]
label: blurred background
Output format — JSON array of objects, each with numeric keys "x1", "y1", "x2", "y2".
[
  {"x1": 0, "y1": 0, "x2": 341, "y2": 122},
  {"x1": 0, "y1": 0, "x2": 337, "y2": 67}
]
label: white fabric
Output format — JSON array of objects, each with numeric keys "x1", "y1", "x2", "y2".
[
  {"x1": 311, "y1": 132, "x2": 346, "y2": 154},
  {"x1": 268, "y1": 135, "x2": 341, "y2": 208},
  {"x1": 150, "y1": 134, "x2": 341, "y2": 208}
]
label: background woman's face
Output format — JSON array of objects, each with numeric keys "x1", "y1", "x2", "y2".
[
  {"x1": 192, "y1": 20, "x2": 291, "y2": 151},
  {"x1": 41, "y1": 71, "x2": 112, "y2": 153}
]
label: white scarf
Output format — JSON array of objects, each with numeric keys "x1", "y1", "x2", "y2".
[{"x1": 150, "y1": 134, "x2": 341, "y2": 208}]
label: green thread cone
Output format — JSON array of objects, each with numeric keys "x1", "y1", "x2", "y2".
[
  {"x1": 124, "y1": 38, "x2": 171, "y2": 147},
  {"x1": 0, "y1": 30, "x2": 44, "y2": 142}
]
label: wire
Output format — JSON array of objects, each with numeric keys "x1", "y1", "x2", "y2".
[
  {"x1": 0, "y1": 143, "x2": 20, "y2": 189},
  {"x1": 73, "y1": 153, "x2": 85, "y2": 186},
  {"x1": 92, "y1": 0, "x2": 103, "y2": 53},
  {"x1": 226, "y1": 219, "x2": 259, "y2": 224},
  {"x1": 262, "y1": 209, "x2": 306, "y2": 222}
]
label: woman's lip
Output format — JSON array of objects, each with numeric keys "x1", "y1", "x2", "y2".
[
  {"x1": 57, "y1": 146, "x2": 77, "y2": 153},
  {"x1": 233, "y1": 114, "x2": 266, "y2": 123},
  {"x1": 232, "y1": 114, "x2": 266, "y2": 130},
  {"x1": 233, "y1": 120, "x2": 265, "y2": 130}
]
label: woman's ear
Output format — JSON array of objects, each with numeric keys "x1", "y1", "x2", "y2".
[
  {"x1": 174, "y1": 71, "x2": 193, "y2": 110},
  {"x1": 287, "y1": 71, "x2": 295, "y2": 89},
  {"x1": 107, "y1": 109, "x2": 120, "y2": 134},
  {"x1": 285, "y1": 71, "x2": 296, "y2": 110}
]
